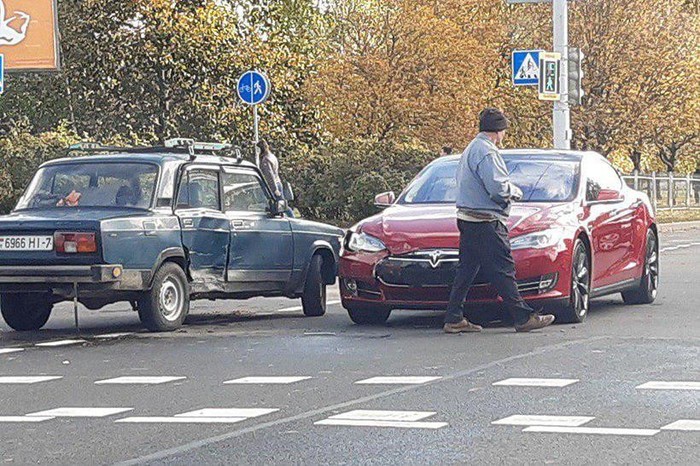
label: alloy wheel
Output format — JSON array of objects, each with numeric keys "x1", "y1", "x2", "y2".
[
  {"x1": 571, "y1": 246, "x2": 590, "y2": 318},
  {"x1": 646, "y1": 234, "x2": 659, "y2": 298}
]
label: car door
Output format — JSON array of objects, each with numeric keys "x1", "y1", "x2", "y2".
[
  {"x1": 175, "y1": 166, "x2": 230, "y2": 290},
  {"x1": 222, "y1": 167, "x2": 293, "y2": 292},
  {"x1": 584, "y1": 158, "x2": 636, "y2": 289}
]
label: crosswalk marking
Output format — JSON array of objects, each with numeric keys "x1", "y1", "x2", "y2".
[
  {"x1": 94, "y1": 333, "x2": 134, "y2": 339},
  {"x1": 175, "y1": 408, "x2": 279, "y2": 418},
  {"x1": 26, "y1": 407, "x2": 133, "y2": 418},
  {"x1": 661, "y1": 420, "x2": 700, "y2": 431},
  {"x1": 224, "y1": 376, "x2": 312, "y2": 385},
  {"x1": 355, "y1": 376, "x2": 442, "y2": 385},
  {"x1": 277, "y1": 300, "x2": 341, "y2": 313},
  {"x1": 492, "y1": 415, "x2": 594, "y2": 427},
  {"x1": 0, "y1": 376, "x2": 62, "y2": 384},
  {"x1": 315, "y1": 410, "x2": 447, "y2": 429},
  {"x1": 0, "y1": 348, "x2": 24, "y2": 355},
  {"x1": 35, "y1": 339, "x2": 86, "y2": 348},
  {"x1": 315, "y1": 419, "x2": 448, "y2": 429},
  {"x1": 95, "y1": 376, "x2": 186, "y2": 385},
  {"x1": 636, "y1": 381, "x2": 700, "y2": 390},
  {"x1": 493, "y1": 378, "x2": 579, "y2": 388},
  {"x1": 116, "y1": 417, "x2": 248, "y2": 424},
  {"x1": 0, "y1": 416, "x2": 55, "y2": 423},
  {"x1": 523, "y1": 426, "x2": 660, "y2": 436}
]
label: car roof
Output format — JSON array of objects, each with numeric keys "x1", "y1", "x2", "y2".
[
  {"x1": 439, "y1": 149, "x2": 606, "y2": 163},
  {"x1": 40, "y1": 152, "x2": 258, "y2": 169}
]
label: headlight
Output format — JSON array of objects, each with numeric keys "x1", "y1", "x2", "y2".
[
  {"x1": 510, "y1": 229, "x2": 565, "y2": 250},
  {"x1": 346, "y1": 231, "x2": 387, "y2": 253}
]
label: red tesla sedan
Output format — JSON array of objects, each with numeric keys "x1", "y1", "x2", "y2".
[{"x1": 339, "y1": 150, "x2": 659, "y2": 325}]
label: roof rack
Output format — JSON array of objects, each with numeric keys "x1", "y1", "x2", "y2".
[{"x1": 68, "y1": 139, "x2": 244, "y2": 163}]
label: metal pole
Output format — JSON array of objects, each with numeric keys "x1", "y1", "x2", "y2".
[
  {"x1": 686, "y1": 173, "x2": 691, "y2": 207},
  {"x1": 253, "y1": 104, "x2": 260, "y2": 167},
  {"x1": 651, "y1": 171, "x2": 657, "y2": 211},
  {"x1": 553, "y1": 0, "x2": 571, "y2": 149},
  {"x1": 668, "y1": 172, "x2": 674, "y2": 210}
]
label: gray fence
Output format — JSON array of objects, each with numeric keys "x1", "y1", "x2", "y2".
[{"x1": 622, "y1": 172, "x2": 700, "y2": 211}]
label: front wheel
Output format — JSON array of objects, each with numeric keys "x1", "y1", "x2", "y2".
[
  {"x1": 622, "y1": 228, "x2": 659, "y2": 305},
  {"x1": 302, "y1": 254, "x2": 327, "y2": 317},
  {"x1": 346, "y1": 305, "x2": 392, "y2": 325},
  {"x1": 558, "y1": 239, "x2": 591, "y2": 323},
  {"x1": 0, "y1": 293, "x2": 53, "y2": 331},
  {"x1": 138, "y1": 262, "x2": 190, "y2": 332}
]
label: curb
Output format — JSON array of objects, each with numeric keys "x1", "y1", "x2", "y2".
[{"x1": 658, "y1": 220, "x2": 700, "y2": 233}]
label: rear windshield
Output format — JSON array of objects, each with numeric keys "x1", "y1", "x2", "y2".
[
  {"x1": 398, "y1": 157, "x2": 580, "y2": 204},
  {"x1": 16, "y1": 162, "x2": 158, "y2": 210}
]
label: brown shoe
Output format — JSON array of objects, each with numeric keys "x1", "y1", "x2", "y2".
[
  {"x1": 515, "y1": 314, "x2": 555, "y2": 332},
  {"x1": 443, "y1": 319, "x2": 483, "y2": 334}
]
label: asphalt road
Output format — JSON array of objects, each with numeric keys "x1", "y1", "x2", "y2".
[{"x1": 0, "y1": 228, "x2": 698, "y2": 465}]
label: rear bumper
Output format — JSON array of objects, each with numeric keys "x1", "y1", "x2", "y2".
[{"x1": 0, "y1": 265, "x2": 149, "y2": 293}]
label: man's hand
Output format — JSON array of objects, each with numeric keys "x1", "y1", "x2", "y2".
[{"x1": 510, "y1": 184, "x2": 523, "y2": 201}]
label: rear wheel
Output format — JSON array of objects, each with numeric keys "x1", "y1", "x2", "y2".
[
  {"x1": 622, "y1": 229, "x2": 659, "y2": 305},
  {"x1": 558, "y1": 239, "x2": 590, "y2": 323},
  {"x1": 302, "y1": 254, "x2": 327, "y2": 317},
  {"x1": 346, "y1": 305, "x2": 391, "y2": 325},
  {"x1": 0, "y1": 293, "x2": 53, "y2": 331},
  {"x1": 138, "y1": 262, "x2": 189, "y2": 332}
]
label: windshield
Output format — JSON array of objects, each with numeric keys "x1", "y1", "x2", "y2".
[
  {"x1": 398, "y1": 157, "x2": 579, "y2": 204},
  {"x1": 16, "y1": 162, "x2": 158, "y2": 210}
]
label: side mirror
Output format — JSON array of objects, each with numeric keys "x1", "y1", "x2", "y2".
[
  {"x1": 374, "y1": 191, "x2": 396, "y2": 208},
  {"x1": 284, "y1": 182, "x2": 295, "y2": 202},
  {"x1": 270, "y1": 199, "x2": 289, "y2": 216},
  {"x1": 597, "y1": 188, "x2": 621, "y2": 201}
]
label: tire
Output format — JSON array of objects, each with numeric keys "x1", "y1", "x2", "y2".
[
  {"x1": 346, "y1": 305, "x2": 392, "y2": 325},
  {"x1": 302, "y1": 254, "x2": 327, "y2": 317},
  {"x1": 0, "y1": 293, "x2": 53, "y2": 331},
  {"x1": 558, "y1": 239, "x2": 591, "y2": 323},
  {"x1": 138, "y1": 262, "x2": 189, "y2": 332},
  {"x1": 622, "y1": 228, "x2": 659, "y2": 305}
]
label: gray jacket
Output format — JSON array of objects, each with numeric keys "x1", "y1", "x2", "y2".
[{"x1": 455, "y1": 133, "x2": 520, "y2": 223}]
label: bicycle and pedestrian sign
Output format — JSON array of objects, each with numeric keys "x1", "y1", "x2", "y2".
[
  {"x1": 512, "y1": 50, "x2": 543, "y2": 86},
  {"x1": 237, "y1": 70, "x2": 270, "y2": 106}
]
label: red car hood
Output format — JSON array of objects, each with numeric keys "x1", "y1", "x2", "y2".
[{"x1": 359, "y1": 203, "x2": 575, "y2": 255}]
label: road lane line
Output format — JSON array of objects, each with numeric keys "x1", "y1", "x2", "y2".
[
  {"x1": 277, "y1": 300, "x2": 341, "y2": 313},
  {"x1": 175, "y1": 408, "x2": 279, "y2": 418},
  {"x1": 636, "y1": 381, "x2": 700, "y2": 390},
  {"x1": 94, "y1": 333, "x2": 134, "y2": 339},
  {"x1": 223, "y1": 376, "x2": 312, "y2": 385},
  {"x1": 523, "y1": 426, "x2": 659, "y2": 436},
  {"x1": 315, "y1": 419, "x2": 448, "y2": 429},
  {"x1": 661, "y1": 420, "x2": 700, "y2": 431},
  {"x1": 95, "y1": 376, "x2": 186, "y2": 385},
  {"x1": 26, "y1": 407, "x2": 133, "y2": 418},
  {"x1": 660, "y1": 242, "x2": 700, "y2": 252},
  {"x1": 492, "y1": 378, "x2": 579, "y2": 388},
  {"x1": 35, "y1": 339, "x2": 86, "y2": 347},
  {"x1": 0, "y1": 376, "x2": 62, "y2": 384},
  {"x1": 0, "y1": 416, "x2": 55, "y2": 423},
  {"x1": 0, "y1": 348, "x2": 24, "y2": 355},
  {"x1": 116, "y1": 417, "x2": 248, "y2": 424},
  {"x1": 355, "y1": 376, "x2": 442, "y2": 385},
  {"x1": 492, "y1": 415, "x2": 594, "y2": 427}
]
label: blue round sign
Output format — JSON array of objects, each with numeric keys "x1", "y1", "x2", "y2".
[{"x1": 237, "y1": 70, "x2": 271, "y2": 105}]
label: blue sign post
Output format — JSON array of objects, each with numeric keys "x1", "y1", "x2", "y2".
[
  {"x1": 237, "y1": 70, "x2": 271, "y2": 166},
  {"x1": 512, "y1": 50, "x2": 543, "y2": 86},
  {"x1": 0, "y1": 54, "x2": 4, "y2": 95}
]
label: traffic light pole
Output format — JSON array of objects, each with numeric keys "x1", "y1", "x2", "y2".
[{"x1": 553, "y1": 0, "x2": 571, "y2": 150}]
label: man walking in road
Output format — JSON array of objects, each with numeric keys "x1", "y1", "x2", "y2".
[{"x1": 444, "y1": 108, "x2": 555, "y2": 334}]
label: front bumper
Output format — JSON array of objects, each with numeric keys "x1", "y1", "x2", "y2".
[{"x1": 0, "y1": 265, "x2": 149, "y2": 293}]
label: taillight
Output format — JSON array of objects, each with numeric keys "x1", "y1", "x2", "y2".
[{"x1": 54, "y1": 232, "x2": 97, "y2": 254}]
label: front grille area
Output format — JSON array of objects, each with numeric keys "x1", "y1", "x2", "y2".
[{"x1": 375, "y1": 249, "x2": 487, "y2": 287}]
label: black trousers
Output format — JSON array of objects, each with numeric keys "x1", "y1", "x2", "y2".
[{"x1": 444, "y1": 220, "x2": 533, "y2": 325}]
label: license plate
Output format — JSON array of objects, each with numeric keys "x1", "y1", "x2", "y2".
[{"x1": 0, "y1": 236, "x2": 54, "y2": 251}]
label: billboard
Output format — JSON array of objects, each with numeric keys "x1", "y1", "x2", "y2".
[{"x1": 0, "y1": 0, "x2": 59, "y2": 71}]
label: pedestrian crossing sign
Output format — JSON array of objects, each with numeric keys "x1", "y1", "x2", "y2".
[{"x1": 512, "y1": 50, "x2": 543, "y2": 86}]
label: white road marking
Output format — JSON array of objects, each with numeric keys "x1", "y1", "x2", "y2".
[
  {"x1": 0, "y1": 376, "x2": 62, "y2": 384},
  {"x1": 35, "y1": 339, "x2": 86, "y2": 347},
  {"x1": 0, "y1": 348, "x2": 24, "y2": 355},
  {"x1": 0, "y1": 416, "x2": 55, "y2": 423},
  {"x1": 26, "y1": 407, "x2": 133, "y2": 418},
  {"x1": 223, "y1": 376, "x2": 312, "y2": 385},
  {"x1": 661, "y1": 420, "x2": 700, "y2": 431},
  {"x1": 116, "y1": 417, "x2": 248, "y2": 424},
  {"x1": 636, "y1": 381, "x2": 700, "y2": 390},
  {"x1": 175, "y1": 408, "x2": 279, "y2": 418},
  {"x1": 523, "y1": 426, "x2": 659, "y2": 436},
  {"x1": 492, "y1": 378, "x2": 579, "y2": 388},
  {"x1": 660, "y1": 242, "x2": 700, "y2": 252},
  {"x1": 331, "y1": 410, "x2": 436, "y2": 422},
  {"x1": 492, "y1": 415, "x2": 594, "y2": 427},
  {"x1": 95, "y1": 376, "x2": 186, "y2": 385},
  {"x1": 315, "y1": 419, "x2": 448, "y2": 429},
  {"x1": 94, "y1": 333, "x2": 134, "y2": 339},
  {"x1": 277, "y1": 300, "x2": 341, "y2": 313},
  {"x1": 355, "y1": 376, "x2": 442, "y2": 385}
]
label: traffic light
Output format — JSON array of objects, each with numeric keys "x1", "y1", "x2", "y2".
[{"x1": 568, "y1": 47, "x2": 584, "y2": 106}]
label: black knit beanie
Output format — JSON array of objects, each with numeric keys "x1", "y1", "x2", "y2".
[{"x1": 479, "y1": 108, "x2": 509, "y2": 132}]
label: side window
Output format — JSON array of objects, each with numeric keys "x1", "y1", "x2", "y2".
[
  {"x1": 591, "y1": 159, "x2": 622, "y2": 191},
  {"x1": 222, "y1": 171, "x2": 269, "y2": 213},
  {"x1": 176, "y1": 169, "x2": 220, "y2": 210}
]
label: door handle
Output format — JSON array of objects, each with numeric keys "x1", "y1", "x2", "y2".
[{"x1": 183, "y1": 219, "x2": 194, "y2": 228}]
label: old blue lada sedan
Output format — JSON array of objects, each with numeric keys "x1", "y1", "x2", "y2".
[{"x1": 0, "y1": 140, "x2": 343, "y2": 332}]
